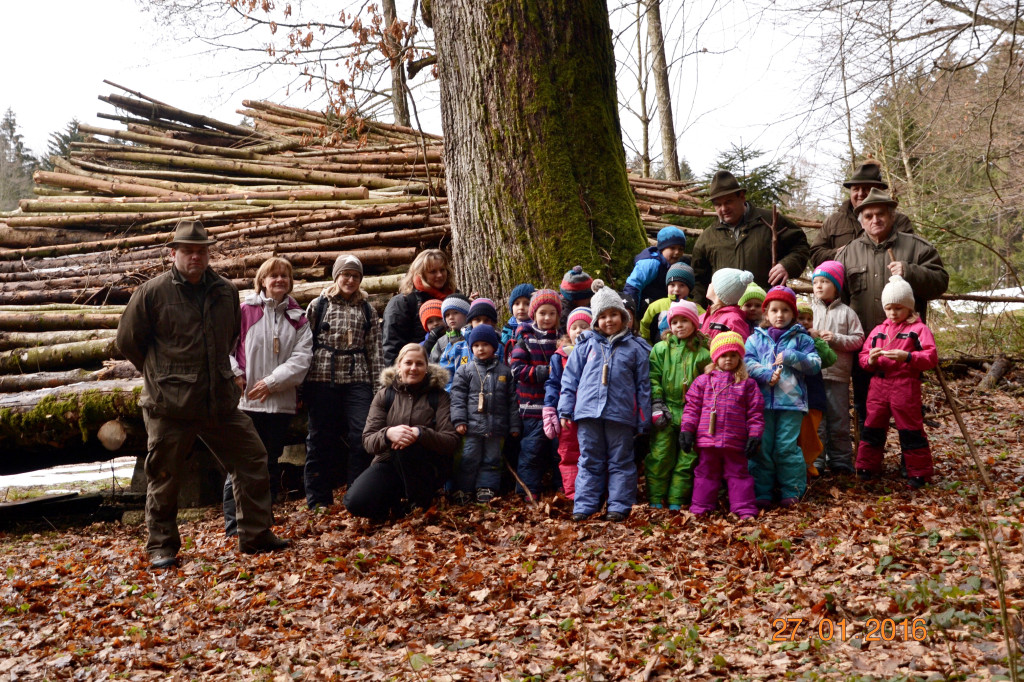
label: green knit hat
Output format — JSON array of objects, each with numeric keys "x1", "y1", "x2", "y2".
[{"x1": 738, "y1": 282, "x2": 767, "y2": 307}]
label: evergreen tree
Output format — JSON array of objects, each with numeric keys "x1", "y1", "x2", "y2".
[
  {"x1": 41, "y1": 119, "x2": 84, "y2": 172},
  {"x1": 0, "y1": 108, "x2": 37, "y2": 211}
]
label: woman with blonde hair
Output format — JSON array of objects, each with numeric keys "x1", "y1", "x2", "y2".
[
  {"x1": 225, "y1": 256, "x2": 313, "y2": 534},
  {"x1": 344, "y1": 343, "x2": 459, "y2": 520},
  {"x1": 303, "y1": 254, "x2": 385, "y2": 507},
  {"x1": 382, "y1": 249, "x2": 458, "y2": 365}
]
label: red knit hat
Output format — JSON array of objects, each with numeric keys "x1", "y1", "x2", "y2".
[
  {"x1": 418, "y1": 299, "x2": 443, "y2": 331},
  {"x1": 762, "y1": 285, "x2": 798, "y2": 315},
  {"x1": 529, "y1": 289, "x2": 563, "y2": 319}
]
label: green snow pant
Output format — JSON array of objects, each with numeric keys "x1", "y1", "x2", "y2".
[
  {"x1": 748, "y1": 409, "x2": 806, "y2": 505},
  {"x1": 645, "y1": 420, "x2": 698, "y2": 506}
]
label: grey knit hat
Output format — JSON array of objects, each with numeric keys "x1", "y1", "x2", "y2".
[
  {"x1": 332, "y1": 254, "x2": 363, "y2": 280},
  {"x1": 589, "y1": 280, "x2": 628, "y2": 322}
]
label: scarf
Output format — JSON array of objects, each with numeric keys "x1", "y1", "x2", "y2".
[{"x1": 413, "y1": 274, "x2": 453, "y2": 301}]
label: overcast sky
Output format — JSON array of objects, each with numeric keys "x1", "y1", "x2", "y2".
[{"x1": 0, "y1": 0, "x2": 845, "y2": 204}]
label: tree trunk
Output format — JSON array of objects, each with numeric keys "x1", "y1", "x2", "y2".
[
  {"x1": 646, "y1": 0, "x2": 679, "y2": 181},
  {"x1": 432, "y1": 0, "x2": 648, "y2": 298},
  {"x1": 382, "y1": 0, "x2": 412, "y2": 128}
]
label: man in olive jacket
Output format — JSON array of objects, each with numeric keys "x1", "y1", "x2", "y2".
[
  {"x1": 810, "y1": 162, "x2": 913, "y2": 267},
  {"x1": 837, "y1": 189, "x2": 949, "y2": 423},
  {"x1": 117, "y1": 220, "x2": 289, "y2": 568},
  {"x1": 691, "y1": 170, "x2": 810, "y2": 306}
]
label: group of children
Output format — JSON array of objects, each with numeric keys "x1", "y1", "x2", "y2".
[{"x1": 413, "y1": 255, "x2": 938, "y2": 521}]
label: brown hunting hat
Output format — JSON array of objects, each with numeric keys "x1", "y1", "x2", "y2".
[
  {"x1": 168, "y1": 219, "x2": 216, "y2": 246},
  {"x1": 853, "y1": 187, "x2": 899, "y2": 214},
  {"x1": 707, "y1": 170, "x2": 745, "y2": 201},
  {"x1": 843, "y1": 162, "x2": 888, "y2": 189}
]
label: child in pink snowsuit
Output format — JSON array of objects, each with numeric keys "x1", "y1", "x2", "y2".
[
  {"x1": 679, "y1": 331, "x2": 764, "y2": 519},
  {"x1": 700, "y1": 268, "x2": 753, "y2": 341},
  {"x1": 856, "y1": 275, "x2": 938, "y2": 487}
]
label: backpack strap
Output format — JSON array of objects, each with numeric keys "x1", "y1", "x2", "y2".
[
  {"x1": 361, "y1": 300, "x2": 373, "y2": 333},
  {"x1": 310, "y1": 295, "x2": 330, "y2": 353},
  {"x1": 382, "y1": 384, "x2": 439, "y2": 429}
]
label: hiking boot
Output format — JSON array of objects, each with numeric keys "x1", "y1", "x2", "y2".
[
  {"x1": 856, "y1": 469, "x2": 875, "y2": 482},
  {"x1": 668, "y1": 504, "x2": 681, "y2": 511},
  {"x1": 572, "y1": 513, "x2": 589, "y2": 522},
  {"x1": 907, "y1": 477, "x2": 927, "y2": 489},
  {"x1": 604, "y1": 511, "x2": 628, "y2": 523},
  {"x1": 239, "y1": 533, "x2": 290, "y2": 555},
  {"x1": 149, "y1": 553, "x2": 177, "y2": 570},
  {"x1": 476, "y1": 488, "x2": 497, "y2": 503},
  {"x1": 779, "y1": 497, "x2": 799, "y2": 508},
  {"x1": 649, "y1": 502, "x2": 664, "y2": 509}
]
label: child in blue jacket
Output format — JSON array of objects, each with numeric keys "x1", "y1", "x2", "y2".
[
  {"x1": 558, "y1": 282, "x2": 652, "y2": 522},
  {"x1": 744, "y1": 286, "x2": 821, "y2": 510}
]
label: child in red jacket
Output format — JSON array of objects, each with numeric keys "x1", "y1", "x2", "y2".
[
  {"x1": 856, "y1": 275, "x2": 938, "y2": 488},
  {"x1": 700, "y1": 268, "x2": 752, "y2": 341}
]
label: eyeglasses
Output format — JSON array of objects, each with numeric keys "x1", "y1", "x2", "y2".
[{"x1": 338, "y1": 272, "x2": 362, "y2": 281}]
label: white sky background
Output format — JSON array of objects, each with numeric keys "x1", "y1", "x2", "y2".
[{"x1": 0, "y1": 0, "x2": 849, "y2": 206}]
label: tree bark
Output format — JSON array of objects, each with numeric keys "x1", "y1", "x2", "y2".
[
  {"x1": 646, "y1": 0, "x2": 679, "y2": 181},
  {"x1": 383, "y1": 0, "x2": 412, "y2": 128},
  {"x1": 432, "y1": 0, "x2": 648, "y2": 298}
]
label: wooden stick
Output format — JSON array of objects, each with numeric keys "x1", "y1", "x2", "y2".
[{"x1": 933, "y1": 365, "x2": 993, "y2": 490}]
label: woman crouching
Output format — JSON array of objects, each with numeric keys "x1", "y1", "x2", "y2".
[{"x1": 344, "y1": 343, "x2": 459, "y2": 520}]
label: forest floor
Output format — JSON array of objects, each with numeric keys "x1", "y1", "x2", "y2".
[{"x1": 1, "y1": 373, "x2": 1023, "y2": 681}]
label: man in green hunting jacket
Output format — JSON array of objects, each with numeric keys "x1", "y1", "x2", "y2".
[
  {"x1": 810, "y1": 162, "x2": 914, "y2": 267},
  {"x1": 117, "y1": 219, "x2": 290, "y2": 569},
  {"x1": 690, "y1": 170, "x2": 810, "y2": 306}
]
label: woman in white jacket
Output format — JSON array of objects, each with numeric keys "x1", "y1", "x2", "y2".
[{"x1": 224, "y1": 257, "x2": 313, "y2": 535}]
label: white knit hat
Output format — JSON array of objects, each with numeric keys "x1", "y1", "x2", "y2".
[
  {"x1": 589, "y1": 279, "x2": 628, "y2": 322},
  {"x1": 711, "y1": 268, "x2": 754, "y2": 306},
  {"x1": 881, "y1": 274, "x2": 915, "y2": 309}
]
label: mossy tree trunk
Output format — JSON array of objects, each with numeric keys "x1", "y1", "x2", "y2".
[{"x1": 432, "y1": 0, "x2": 648, "y2": 301}]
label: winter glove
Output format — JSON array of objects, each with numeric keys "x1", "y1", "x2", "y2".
[
  {"x1": 651, "y1": 402, "x2": 669, "y2": 428},
  {"x1": 678, "y1": 431, "x2": 695, "y2": 453},
  {"x1": 423, "y1": 324, "x2": 447, "y2": 353},
  {"x1": 744, "y1": 436, "x2": 762, "y2": 459},
  {"x1": 533, "y1": 365, "x2": 550, "y2": 384},
  {"x1": 542, "y1": 406, "x2": 561, "y2": 440}
]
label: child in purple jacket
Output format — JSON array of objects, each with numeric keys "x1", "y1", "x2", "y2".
[{"x1": 679, "y1": 331, "x2": 764, "y2": 519}]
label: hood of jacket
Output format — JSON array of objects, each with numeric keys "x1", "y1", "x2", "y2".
[{"x1": 378, "y1": 362, "x2": 450, "y2": 393}]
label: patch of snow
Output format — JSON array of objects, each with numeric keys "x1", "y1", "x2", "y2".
[
  {"x1": 0, "y1": 458, "x2": 136, "y2": 490},
  {"x1": 933, "y1": 286, "x2": 1024, "y2": 315}
]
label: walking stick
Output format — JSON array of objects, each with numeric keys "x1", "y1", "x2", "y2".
[
  {"x1": 503, "y1": 457, "x2": 537, "y2": 504},
  {"x1": 770, "y1": 204, "x2": 779, "y2": 269},
  {"x1": 933, "y1": 364, "x2": 993, "y2": 490}
]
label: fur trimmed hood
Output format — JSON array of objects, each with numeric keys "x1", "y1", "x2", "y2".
[{"x1": 378, "y1": 362, "x2": 450, "y2": 392}]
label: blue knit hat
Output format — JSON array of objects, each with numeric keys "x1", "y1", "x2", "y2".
[
  {"x1": 467, "y1": 324, "x2": 500, "y2": 350},
  {"x1": 441, "y1": 293, "x2": 471, "y2": 318},
  {"x1": 507, "y1": 283, "x2": 536, "y2": 312},
  {"x1": 666, "y1": 262, "x2": 695, "y2": 290},
  {"x1": 467, "y1": 297, "x2": 498, "y2": 323},
  {"x1": 656, "y1": 226, "x2": 687, "y2": 251}
]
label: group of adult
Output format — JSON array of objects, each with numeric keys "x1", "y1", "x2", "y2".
[{"x1": 117, "y1": 160, "x2": 949, "y2": 569}]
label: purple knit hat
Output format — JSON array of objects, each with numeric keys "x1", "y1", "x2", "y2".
[{"x1": 812, "y1": 260, "x2": 845, "y2": 294}]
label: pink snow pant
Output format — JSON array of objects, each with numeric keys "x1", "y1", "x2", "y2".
[
  {"x1": 690, "y1": 446, "x2": 757, "y2": 517},
  {"x1": 558, "y1": 420, "x2": 580, "y2": 499},
  {"x1": 856, "y1": 375, "x2": 934, "y2": 479}
]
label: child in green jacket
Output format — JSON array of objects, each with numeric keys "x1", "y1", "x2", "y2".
[{"x1": 647, "y1": 300, "x2": 711, "y2": 509}]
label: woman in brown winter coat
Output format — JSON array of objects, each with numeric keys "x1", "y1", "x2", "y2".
[{"x1": 343, "y1": 344, "x2": 460, "y2": 520}]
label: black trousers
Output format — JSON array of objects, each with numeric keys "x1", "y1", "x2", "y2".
[
  {"x1": 223, "y1": 411, "x2": 291, "y2": 535},
  {"x1": 343, "y1": 445, "x2": 444, "y2": 520}
]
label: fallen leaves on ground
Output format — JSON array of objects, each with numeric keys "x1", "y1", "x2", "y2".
[{"x1": 1, "y1": 377, "x2": 1023, "y2": 680}]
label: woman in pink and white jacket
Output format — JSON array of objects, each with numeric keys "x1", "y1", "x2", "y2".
[{"x1": 224, "y1": 257, "x2": 313, "y2": 535}]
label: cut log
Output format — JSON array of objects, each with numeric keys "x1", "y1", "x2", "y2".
[
  {"x1": 978, "y1": 355, "x2": 1012, "y2": 390},
  {"x1": 0, "y1": 329, "x2": 117, "y2": 351},
  {"x1": 0, "y1": 313, "x2": 122, "y2": 332},
  {"x1": 0, "y1": 360, "x2": 137, "y2": 392},
  {"x1": 97, "y1": 419, "x2": 128, "y2": 451},
  {"x1": 0, "y1": 338, "x2": 122, "y2": 374},
  {"x1": 0, "y1": 224, "x2": 102, "y2": 248}
]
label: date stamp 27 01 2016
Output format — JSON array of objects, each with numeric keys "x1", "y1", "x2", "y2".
[{"x1": 772, "y1": 617, "x2": 928, "y2": 643}]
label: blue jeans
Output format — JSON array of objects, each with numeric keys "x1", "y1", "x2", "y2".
[
  {"x1": 458, "y1": 435, "x2": 503, "y2": 492},
  {"x1": 574, "y1": 419, "x2": 637, "y2": 516},
  {"x1": 304, "y1": 381, "x2": 373, "y2": 508},
  {"x1": 516, "y1": 417, "x2": 555, "y2": 496},
  {"x1": 749, "y1": 410, "x2": 805, "y2": 503}
]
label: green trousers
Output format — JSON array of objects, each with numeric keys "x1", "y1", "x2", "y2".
[{"x1": 645, "y1": 421, "x2": 699, "y2": 506}]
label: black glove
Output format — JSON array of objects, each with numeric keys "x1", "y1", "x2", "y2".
[
  {"x1": 744, "y1": 436, "x2": 761, "y2": 459},
  {"x1": 678, "y1": 431, "x2": 695, "y2": 453},
  {"x1": 423, "y1": 324, "x2": 447, "y2": 353},
  {"x1": 534, "y1": 365, "x2": 549, "y2": 384}
]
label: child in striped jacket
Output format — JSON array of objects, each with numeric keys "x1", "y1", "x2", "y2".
[{"x1": 542, "y1": 306, "x2": 592, "y2": 499}]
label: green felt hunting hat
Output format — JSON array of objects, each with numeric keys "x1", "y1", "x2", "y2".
[
  {"x1": 852, "y1": 187, "x2": 899, "y2": 214},
  {"x1": 707, "y1": 170, "x2": 745, "y2": 201},
  {"x1": 843, "y1": 162, "x2": 888, "y2": 189},
  {"x1": 168, "y1": 219, "x2": 216, "y2": 246}
]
